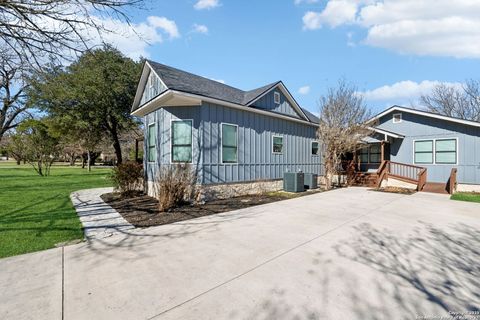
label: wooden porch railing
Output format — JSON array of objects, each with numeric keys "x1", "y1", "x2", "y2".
[
  {"x1": 447, "y1": 168, "x2": 457, "y2": 194},
  {"x1": 376, "y1": 160, "x2": 427, "y2": 191}
]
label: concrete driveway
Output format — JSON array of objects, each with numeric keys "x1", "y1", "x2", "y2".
[{"x1": 1, "y1": 188, "x2": 479, "y2": 320}]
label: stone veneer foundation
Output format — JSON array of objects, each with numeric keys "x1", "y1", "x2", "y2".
[{"x1": 147, "y1": 177, "x2": 325, "y2": 202}]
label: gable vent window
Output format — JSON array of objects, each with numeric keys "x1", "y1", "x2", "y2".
[
  {"x1": 274, "y1": 92, "x2": 280, "y2": 104},
  {"x1": 393, "y1": 113, "x2": 402, "y2": 123}
]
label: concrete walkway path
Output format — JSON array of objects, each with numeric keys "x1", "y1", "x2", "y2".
[
  {"x1": 70, "y1": 187, "x2": 134, "y2": 239},
  {"x1": 1, "y1": 188, "x2": 479, "y2": 320}
]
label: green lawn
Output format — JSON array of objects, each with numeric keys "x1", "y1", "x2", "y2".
[
  {"x1": 451, "y1": 192, "x2": 480, "y2": 203},
  {"x1": 0, "y1": 163, "x2": 112, "y2": 258}
]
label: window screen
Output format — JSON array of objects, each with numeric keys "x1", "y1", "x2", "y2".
[
  {"x1": 171, "y1": 120, "x2": 192, "y2": 163},
  {"x1": 435, "y1": 139, "x2": 456, "y2": 164},
  {"x1": 414, "y1": 140, "x2": 433, "y2": 164},
  {"x1": 222, "y1": 124, "x2": 237, "y2": 163},
  {"x1": 369, "y1": 144, "x2": 381, "y2": 163},
  {"x1": 148, "y1": 123, "x2": 156, "y2": 162},
  {"x1": 273, "y1": 136, "x2": 283, "y2": 154},
  {"x1": 312, "y1": 141, "x2": 319, "y2": 155}
]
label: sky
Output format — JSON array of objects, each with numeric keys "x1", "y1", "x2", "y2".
[{"x1": 93, "y1": 0, "x2": 480, "y2": 115}]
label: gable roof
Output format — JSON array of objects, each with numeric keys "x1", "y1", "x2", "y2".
[
  {"x1": 368, "y1": 105, "x2": 480, "y2": 128},
  {"x1": 132, "y1": 60, "x2": 313, "y2": 122}
]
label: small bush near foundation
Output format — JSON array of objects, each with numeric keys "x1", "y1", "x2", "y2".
[
  {"x1": 110, "y1": 161, "x2": 144, "y2": 195},
  {"x1": 155, "y1": 164, "x2": 196, "y2": 212}
]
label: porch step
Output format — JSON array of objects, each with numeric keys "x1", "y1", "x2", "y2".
[
  {"x1": 352, "y1": 173, "x2": 378, "y2": 187},
  {"x1": 421, "y1": 182, "x2": 448, "y2": 194}
]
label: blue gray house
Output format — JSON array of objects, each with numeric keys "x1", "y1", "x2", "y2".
[
  {"x1": 363, "y1": 106, "x2": 480, "y2": 192},
  {"x1": 131, "y1": 60, "x2": 480, "y2": 196},
  {"x1": 131, "y1": 60, "x2": 323, "y2": 197}
]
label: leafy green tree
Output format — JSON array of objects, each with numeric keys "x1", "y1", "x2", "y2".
[
  {"x1": 47, "y1": 115, "x2": 105, "y2": 171},
  {"x1": 13, "y1": 119, "x2": 60, "y2": 176},
  {"x1": 29, "y1": 46, "x2": 141, "y2": 164}
]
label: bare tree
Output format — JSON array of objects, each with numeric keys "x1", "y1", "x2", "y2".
[
  {"x1": 420, "y1": 80, "x2": 480, "y2": 121},
  {"x1": 317, "y1": 80, "x2": 371, "y2": 190},
  {"x1": 0, "y1": 0, "x2": 142, "y2": 67},
  {"x1": 0, "y1": 48, "x2": 31, "y2": 142}
]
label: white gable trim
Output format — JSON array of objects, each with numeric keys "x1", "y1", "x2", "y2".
[
  {"x1": 246, "y1": 82, "x2": 309, "y2": 121},
  {"x1": 367, "y1": 126, "x2": 404, "y2": 139},
  {"x1": 131, "y1": 61, "x2": 168, "y2": 112},
  {"x1": 368, "y1": 106, "x2": 480, "y2": 128}
]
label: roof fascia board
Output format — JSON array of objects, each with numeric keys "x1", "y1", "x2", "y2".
[
  {"x1": 131, "y1": 63, "x2": 151, "y2": 111},
  {"x1": 367, "y1": 126, "x2": 404, "y2": 138},
  {"x1": 131, "y1": 90, "x2": 174, "y2": 117},
  {"x1": 132, "y1": 89, "x2": 318, "y2": 127},
  {"x1": 369, "y1": 106, "x2": 480, "y2": 128}
]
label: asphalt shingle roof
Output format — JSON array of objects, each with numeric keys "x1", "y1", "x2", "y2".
[{"x1": 145, "y1": 60, "x2": 317, "y2": 123}]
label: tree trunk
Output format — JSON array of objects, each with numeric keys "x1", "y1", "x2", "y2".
[
  {"x1": 107, "y1": 118, "x2": 123, "y2": 165},
  {"x1": 112, "y1": 135, "x2": 122, "y2": 165},
  {"x1": 69, "y1": 154, "x2": 77, "y2": 166},
  {"x1": 81, "y1": 153, "x2": 86, "y2": 169},
  {"x1": 87, "y1": 151, "x2": 91, "y2": 172}
]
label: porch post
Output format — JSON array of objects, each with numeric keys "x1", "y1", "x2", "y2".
[{"x1": 381, "y1": 141, "x2": 385, "y2": 162}]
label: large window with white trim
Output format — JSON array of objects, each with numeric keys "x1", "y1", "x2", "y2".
[
  {"x1": 435, "y1": 139, "x2": 457, "y2": 164},
  {"x1": 414, "y1": 140, "x2": 433, "y2": 164},
  {"x1": 222, "y1": 123, "x2": 238, "y2": 163},
  {"x1": 171, "y1": 120, "x2": 193, "y2": 163},
  {"x1": 147, "y1": 123, "x2": 156, "y2": 162}
]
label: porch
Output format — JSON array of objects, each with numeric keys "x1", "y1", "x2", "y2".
[{"x1": 340, "y1": 128, "x2": 457, "y2": 194}]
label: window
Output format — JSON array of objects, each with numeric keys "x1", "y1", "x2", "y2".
[
  {"x1": 369, "y1": 144, "x2": 381, "y2": 163},
  {"x1": 311, "y1": 141, "x2": 319, "y2": 156},
  {"x1": 222, "y1": 124, "x2": 238, "y2": 163},
  {"x1": 274, "y1": 92, "x2": 280, "y2": 104},
  {"x1": 147, "y1": 123, "x2": 156, "y2": 162},
  {"x1": 435, "y1": 139, "x2": 456, "y2": 164},
  {"x1": 272, "y1": 136, "x2": 283, "y2": 154},
  {"x1": 393, "y1": 113, "x2": 402, "y2": 123},
  {"x1": 414, "y1": 140, "x2": 433, "y2": 164},
  {"x1": 359, "y1": 146, "x2": 369, "y2": 163},
  {"x1": 171, "y1": 120, "x2": 193, "y2": 163}
]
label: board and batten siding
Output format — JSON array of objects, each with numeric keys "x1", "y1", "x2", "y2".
[
  {"x1": 144, "y1": 106, "x2": 202, "y2": 182},
  {"x1": 376, "y1": 111, "x2": 480, "y2": 184},
  {"x1": 200, "y1": 102, "x2": 322, "y2": 184},
  {"x1": 251, "y1": 90, "x2": 302, "y2": 119},
  {"x1": 140, "y1": 71, "x2": 167, "y2": 106},
  {"x1": 143, "y1": 102, "x2": 322, "y2": 184}
]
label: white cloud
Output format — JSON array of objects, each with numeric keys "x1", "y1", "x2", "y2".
[
  {"x1": 298, "y1": 85, "x2": 311, "y2": 95},
  {"x1": 303, "y1": 0, "x2": 358, "y2": 30},
  {"x1": 192, "y1": 24, "x2": 209, "y2": 34},
  {"x1": 362, "y1": 80, "x2": 462, "y2": 102},
  {"x1": 85, "y1": 15, "x2": 180, "y2": 59},
  {"x1": 194, "y1": 0, "x2": 220, "y2": 10},
  {"x1": 302, "y1": 0, "x2": 480, "y2": 58},
  {"x1": 146, "y1": 16, "x2": 180, "y2": 39},
  {"x1": 294, "y1": 0, "x2": 319, "y2": 5}
]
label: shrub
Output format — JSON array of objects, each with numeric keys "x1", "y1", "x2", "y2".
[
  {"x1": 110, "y1": 161, "x2": 143, "y2": 195},
  {"x1": 155, "y1": 164, "x2": 196, "y2": 212}
]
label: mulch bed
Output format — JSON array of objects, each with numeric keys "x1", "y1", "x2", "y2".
[
  {"x1": 101, "y1": 189, "x2": 322, "y2": 227},
  {"x1": 371, "y1": 186, "x2": 416, "y2": 195}
]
